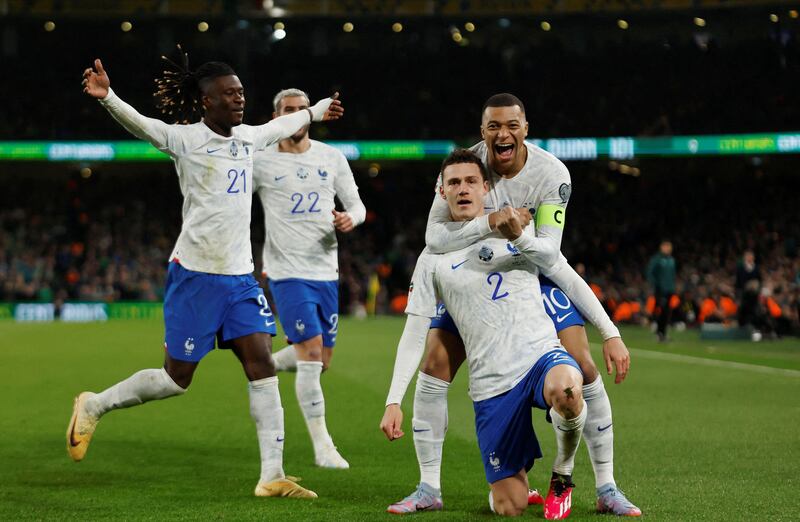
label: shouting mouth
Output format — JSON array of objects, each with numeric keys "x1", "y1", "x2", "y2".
[{"x1": 494, "y1": 143, "x2": 515, "y2": 161}]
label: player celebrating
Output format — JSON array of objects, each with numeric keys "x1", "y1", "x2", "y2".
[
  {"x1": 382, "y1": 94, "x2": 640, "y2": 517},
  {"x1": 253, "y1": 88, "x2": 366, "y2": 469},
  {"x1": 67, "y1": 52, "x2": 342, "y2": 499},
  {"x1": 388, "y1": 150, "x2": 587, "y2": 517}
]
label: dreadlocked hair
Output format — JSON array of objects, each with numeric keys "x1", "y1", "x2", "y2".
[{"x1": 154, "y1": 45, "x2": 237, "y2": 124}]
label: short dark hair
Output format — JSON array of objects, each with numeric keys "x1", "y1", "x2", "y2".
[
  {"x1": 440, "y1": 148, "x2": 489, "y2": 182},
  {"x1": 482, "y1": 93, "x2": 526, "y2": 116},
  {"x1": 155, "y1": 45, "x2": 237, "y2": 124}
]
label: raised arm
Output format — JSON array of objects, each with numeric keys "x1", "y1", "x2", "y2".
[
  {"x1": 83, "y1": 59, "x2": 179, "y2": 154},
  {"x1": 253, "y1": 93, "x2": 344, "y2": 149}
]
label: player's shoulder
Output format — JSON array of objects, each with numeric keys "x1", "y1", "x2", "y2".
[
  {"x1": 173, "y1": 122, "x2": 218, "y2": 153},
  {"x1": 469, "y1": 141, "x2": 489, "y2": 159},
  {"x1": 524, "y1": 141, "x2": 570, "y2": 182},
  {"x1": 310, "y1": 140, "x2": 349, "y2": 162}
]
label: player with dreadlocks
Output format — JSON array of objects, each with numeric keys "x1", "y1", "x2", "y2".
[{"x1": 66, "y1": 49, "x2": 343, "y2": 500}]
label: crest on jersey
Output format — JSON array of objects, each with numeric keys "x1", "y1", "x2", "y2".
[
  {"x1": 318, "y1": 168, "x2": 329, "y2": 180},
  {"x1": 559, "y1": 183, "x2": 572, "y2": 204},
  {"x1": 408, "y1": 281, "x2": 414, "y2": 294},
  {"x1": 295, "y1": 319, "x2": 306, "y2": 334},
  {"x1": 296, "y1": 167, "x2": 309, "y2": 180},
  {"x1": 229, "y1": 141, "x2": 239, "y2": 157},
  {"x1": 478, "y1": 245, "x2": 494, "y2": 262}
]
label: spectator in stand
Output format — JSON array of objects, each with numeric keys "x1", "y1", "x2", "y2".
[{"x1": 646, "y1": 240, "x2": 677, "y2": 342}]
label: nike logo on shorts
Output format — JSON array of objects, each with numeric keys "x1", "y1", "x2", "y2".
[
  {"x1": 412, "y1": 428, "x2": 431, "y2": 433},
  {"x1": 556, "y1": 312, "x2": 574, "y2": 323},
  {"x1": 598, "y1": 423, "x2": 613, "y2": 432}
]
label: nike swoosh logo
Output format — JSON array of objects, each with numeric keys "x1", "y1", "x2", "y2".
[
  {"x1": 598, "y1": 423, "x2": 613, "y2": 432},
  {"x1": 276, "y1": 437, "x2": 285, "y2": 442},
  {"x1": 556, "y1": 312, "x2": 574, "y2": 323},
  {"x1": 412, "y1": 428, "x2": 431, "y2": 433},
  {"x1": 68, "y1": 425, "x2": 80, "y2": 447},
  {"x1": 451, "y1": 260, "x2": 468, "y2": 270},
  {"x1": 274, "y1": 175, "x2": 287, "y2": 181},
  {"x1": 206, "y1": 147, "x2": 222, "y2": 153},
  {"x1": 311, "y1": 401, "x2": 322, "y2": 406}
]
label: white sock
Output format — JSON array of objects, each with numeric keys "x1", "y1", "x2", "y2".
[
  {"x1": 272, "y1": 346, "x2": 298, "y2": 372},
  {"x1": 249, "y1": 376, "x2": 285, "y2": 484},
  {"x1": 412, "y1": 372, "x2": 449, "y2": 492},
  {"x1": 296, "y1": 361, "x2": 334, "y2": 455},
  {"x1": 85, "y1": 368, "x2": 185, "y2": 418},
  {"x1": 582, "y1": 376, "x2": 616, "y2": 488},
  {"x1": 550, "y1": 401, "x2": 587, "y2": 476}
]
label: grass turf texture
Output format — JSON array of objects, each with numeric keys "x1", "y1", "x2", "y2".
[{"x1": 0, "y1": 318, "x2": 798, "y2": 520}]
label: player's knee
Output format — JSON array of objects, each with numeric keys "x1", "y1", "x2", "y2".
[
  {"x1": 492, "y1": 492, "x2": 527, "y2": 516},
  {"x1": 547, "y1": 368, "x2": 584, "y2": 417}
]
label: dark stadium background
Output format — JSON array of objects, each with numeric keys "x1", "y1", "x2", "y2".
[{"x1": 1, "y1": 1, "x2": 798, "y2": 336}]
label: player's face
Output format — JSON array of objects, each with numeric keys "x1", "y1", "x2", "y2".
[
  {"x1": 440, "y1": 163, "x2": 489, "y2": 221},
  {"x1": 203, "y1": 75, "x2": 245, "y2": 128},
  {"x1": 480, "y1": 105, "x2": 528, "y2": 175},
  {"x1": 274, "y1": 95, "x2": 310, "y2": 141}
]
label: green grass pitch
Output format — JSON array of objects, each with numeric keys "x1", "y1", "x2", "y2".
[{"x1": 1, "y1": 317, "x2": 798, "y2": 520}]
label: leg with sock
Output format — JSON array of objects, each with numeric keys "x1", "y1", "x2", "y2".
[
  {"x1": 67, "y1": 367, "x2": 186, "y2": 461},
  {"x1": 296, "y1": 360, "x2": 348, "y2": 468}
]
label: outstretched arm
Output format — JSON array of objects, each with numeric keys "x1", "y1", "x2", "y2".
[
  {"x1": 254, "y1": 93, "x2": 344, "y2": 149},
  {"x1": 83, "y1": 59, "x2": 178, "y2": 154}
]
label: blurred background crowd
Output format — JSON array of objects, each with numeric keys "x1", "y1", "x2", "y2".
[{"x1": 1, "y1": 2, "x2": 798, "y2": 336}]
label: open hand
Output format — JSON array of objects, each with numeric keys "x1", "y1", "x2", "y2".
[{"x1": 82, "y1": 59, "x2": 110, "y2": 99}]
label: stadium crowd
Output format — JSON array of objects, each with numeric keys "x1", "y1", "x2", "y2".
[
  {"x1": 1, "y1": 11, "x2": 798, "y2": 336},
  {"x1": 1, "y1": 156, "x2": 798, "y2": 337}
]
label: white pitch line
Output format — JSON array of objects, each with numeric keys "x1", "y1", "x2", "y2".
[{"x1": 627, "y1": 347, "x2": 800, "y2": 377}]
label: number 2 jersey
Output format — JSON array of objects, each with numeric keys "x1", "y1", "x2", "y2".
[
  {"x1": 98, "y1": 88, "x2": 314, "y2": 276},
  {"x1": 253, "y1": 140, "x2": 365, "y2": 281},
  {"x1": 406, "y1": 236, "x2": 562, "y2": 402}
]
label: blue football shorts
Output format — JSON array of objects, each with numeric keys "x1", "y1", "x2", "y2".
[
  {"x1": 473, "y1": 349, "x2": 582, "y2": 483},
  {"x1": 268, "y1": 278, "x2": 339, "y2": 347},
  {"x1": 163, "y1": 262, "x2": 277, "y2": 363}
]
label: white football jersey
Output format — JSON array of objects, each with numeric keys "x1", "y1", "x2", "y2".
[
  {"x1": 99, "y1": 89, "x2": 313, "y2": 275},
  {"x1": 254, "y1": 140, "x2": 365, "y2": 281},
  {"x1": 406, "y1": 238, "x2": 562, "y2": 402}
]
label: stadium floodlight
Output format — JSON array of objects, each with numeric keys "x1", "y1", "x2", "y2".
[
  {"x1": 770, "y1": 13, "x2": 779, "y2": 23},
  {"x1": 541, "y1": 21, "x2": 551, "y2": 31},
  {"x1": 694, "y1": 17, "x2": 706, "y2": 27},
  {"x1": 617, "y1": 19, "x2": 629, "y2": 30},
  {"x1": 465, "y1": 22, "x2": 475, "y2": 32},
  {"x1": 272, "y1": 28, "x2": 286, "y2": 40},
  {"x1": 197, "y1": 21, "x2": 209, "y2": 32},
  {"x1": 392, "y1": 22, "x2": 403, "y2": 32},
  {"x1": 121, "y1": 21, "x2": 132, "y2": 32},
  {"x1": 343, "y1": 22, "x2": 354, "y2": 33},
  {"x1": 44, "y1": 21, "x2": 55, "y2": 32}
]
